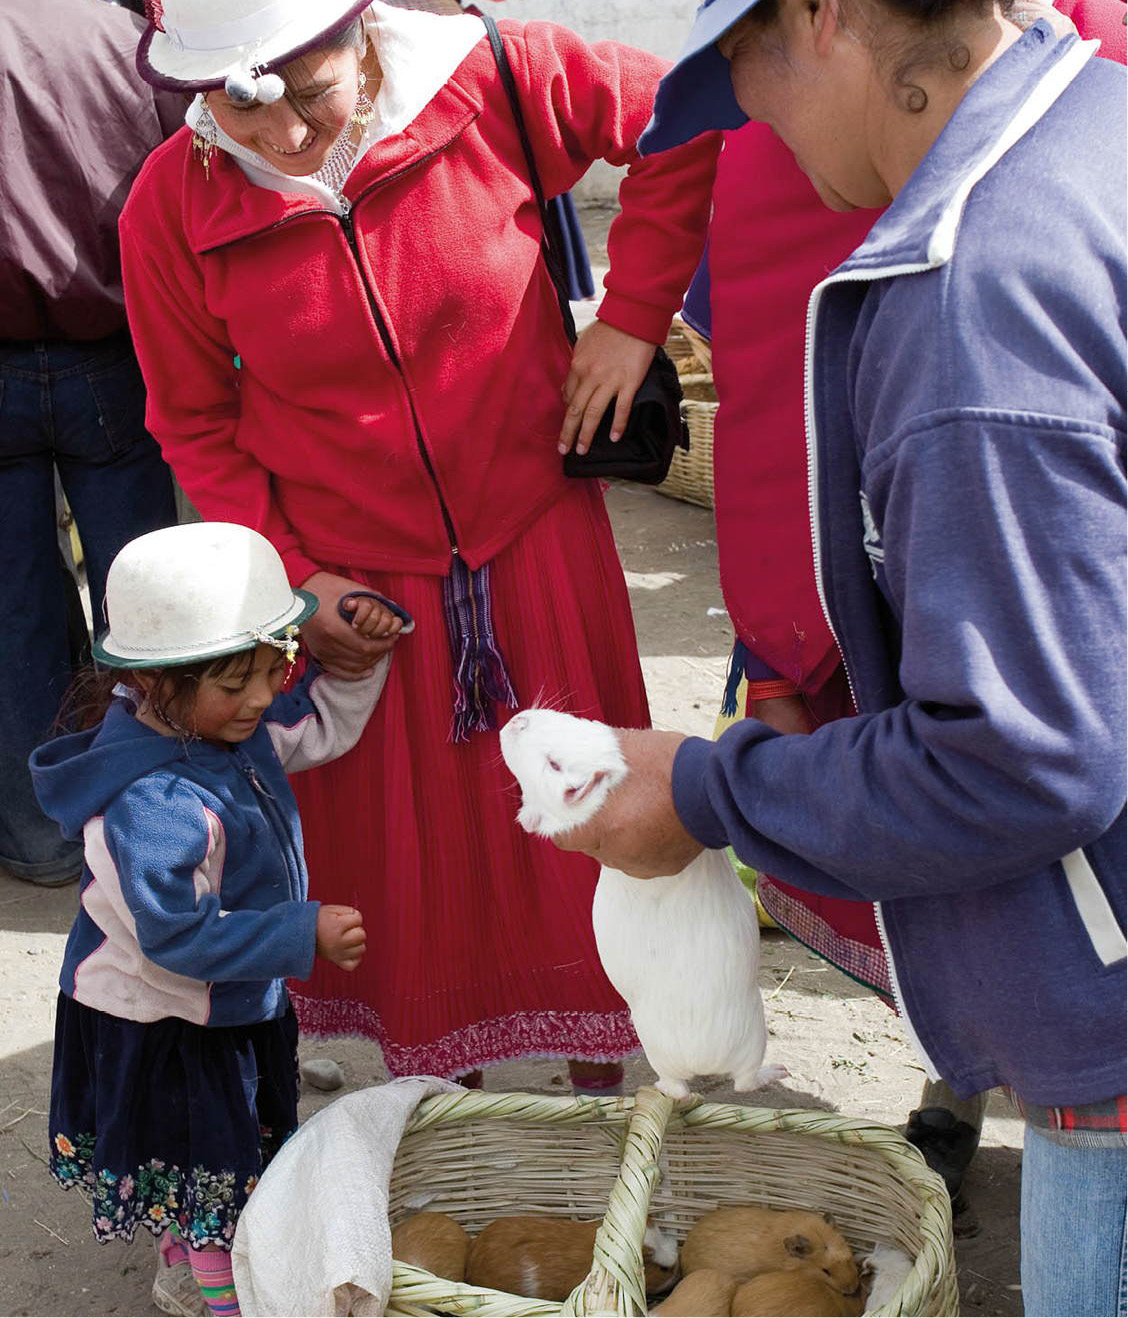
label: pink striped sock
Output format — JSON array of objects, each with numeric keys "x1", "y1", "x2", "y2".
[
  {"x1": 159, "y1": 1225, "x2": 189, "y2": 1269},
  {"x1": 189, "y1": 1246, "x2": 241, "y2": 1317}
]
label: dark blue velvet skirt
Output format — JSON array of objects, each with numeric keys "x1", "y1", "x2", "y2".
[{"x1": 48, "y1": 993, "x2": 299, "y2": 1248}]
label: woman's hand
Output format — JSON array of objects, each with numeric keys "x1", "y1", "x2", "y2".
[
  {"x1": 552, "y1": 728, "x2": 704, "y2": 877},
  {"x1": 300, "y1": 570, "x2": 403, "y2": 679},
  {"x1": 559, "y1": 322, "x2": 657, "y2": 456},
  {"x1": 315, "y1": 904, "x2": 367, "y2": 971}
]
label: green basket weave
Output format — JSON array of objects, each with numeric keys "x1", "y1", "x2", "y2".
[{"x1": 385, "y1": 1086, "x2": 958, "y2": 1317}]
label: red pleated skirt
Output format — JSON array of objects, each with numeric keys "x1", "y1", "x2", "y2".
[{"x1": 288, "y1": 482, "x2": 646, "y2": 1077}]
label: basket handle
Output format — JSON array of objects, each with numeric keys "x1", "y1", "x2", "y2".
[{"x1": 562, "y1": 1086, "x2": 677, "y2": 1317}]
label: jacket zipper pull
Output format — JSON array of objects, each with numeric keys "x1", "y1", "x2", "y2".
[{"x1": 238, "y1": 756, "x2": 270, "y2": 798}]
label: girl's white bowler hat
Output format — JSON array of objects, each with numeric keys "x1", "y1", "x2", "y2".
[
  {"x1": 93, "y1": 522, "x2": 318, "y2": 669},
  {"x1": 137, "y1": 0, "x2": 373, "y2": 92}
]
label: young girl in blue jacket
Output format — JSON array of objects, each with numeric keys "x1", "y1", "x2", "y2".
[{"x1": 31, "y1": 521, "x2": 407, "y2": 1318}]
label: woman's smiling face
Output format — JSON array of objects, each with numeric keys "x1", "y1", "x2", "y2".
[{"x1": 205, "y1": 43, "x2": 364, "y2": 176}]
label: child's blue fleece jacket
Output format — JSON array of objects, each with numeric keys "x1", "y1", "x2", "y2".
[{"x1": 31, "y1": 662, "x2": 387, "y2": 1027}]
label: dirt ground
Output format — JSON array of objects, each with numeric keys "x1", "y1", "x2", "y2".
[{"x1": 0, "y1": 206, "x2": 1023, "y2": 1317}]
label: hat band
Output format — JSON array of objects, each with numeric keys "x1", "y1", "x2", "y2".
[{"x1": 163, "y1": 0, "x2": 314, "y2": 53}]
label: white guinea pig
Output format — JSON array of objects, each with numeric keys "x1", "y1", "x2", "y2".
[{"x1": 499, "y1": 708, "x2": 784, "y2": 1098}]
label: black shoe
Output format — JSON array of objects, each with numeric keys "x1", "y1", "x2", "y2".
[
  {"x1": 8, "y1": 867, "x2": 81, "y2": 889},
  {"x1": 905, "y1": 1106, "x2": 982, "y2": 1200}
]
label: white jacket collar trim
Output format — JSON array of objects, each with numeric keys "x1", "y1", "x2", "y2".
[{"x1": 926, "y1": 35, "x2": 1096, "y2": 265}]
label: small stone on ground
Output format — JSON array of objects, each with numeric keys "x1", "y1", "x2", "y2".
[{"x1": 300, "y1": 1058, "x2": 345, "y2": 1091}]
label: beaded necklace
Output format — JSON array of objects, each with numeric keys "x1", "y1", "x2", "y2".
[
  {"x1": 312, "y1": 124, "x2": 361, "y2": 199},
  {"x1": 311, "y1": 82, "x2": 376, "y2": 208}
]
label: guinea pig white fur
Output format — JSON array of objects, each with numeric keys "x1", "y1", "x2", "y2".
[
  {"x1": 861, "y1": 1243, "x2": 915, "y2": 1313},
  {"x1": 499, "y1": 708, "x2": 628, "y2": 839},
  {"x1": 500, "y1": 708, "x2": 782, "y2": 1098}
]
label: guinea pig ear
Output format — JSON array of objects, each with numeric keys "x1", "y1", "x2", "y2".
[
  {"x1": 563, "y1": 769, "x2": 609, "y2": 807},
  {"x1": 784, "y1": 1233, "x2": 813, "y2": 1258}
]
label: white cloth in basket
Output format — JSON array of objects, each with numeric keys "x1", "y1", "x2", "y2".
[{"x1": 232, "y1": 1076, "x2": 460, "y2": 1316}]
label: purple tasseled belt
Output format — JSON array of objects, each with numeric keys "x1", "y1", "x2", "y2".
[{"x1": 441, "y1": 556, "x2": 518, "y2": 742}]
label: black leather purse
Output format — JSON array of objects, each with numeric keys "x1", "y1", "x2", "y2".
[{"x1": 483, "y1": 17, "x2": 690, "y2": 485}]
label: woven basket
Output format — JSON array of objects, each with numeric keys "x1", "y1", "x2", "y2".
[
  {"x1": 658, "y1": 370, "x2": 718, "y2": 511},
  {"x1": 665, "y1": 318, "x2": 705, "y2": 377},
  {"x1": 385, "y1": 1086, "x2": 958, "y2": 1317}
]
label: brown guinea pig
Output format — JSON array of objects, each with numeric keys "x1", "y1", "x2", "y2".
[
  {"x1": 650, "y1": 1268, "x2": 738, "y2": 1316},
  {"x1": 390, "y1": 1211, "x2": 470, "y2": 1282},
  {"x1": 465, "y1": 1216, "x2": 679, "y2": 1302},
  {"x1": 681, "y1": 1206, "x2": 859, "y2": 1296},
  {"x1": 730, "y1": 1266, "x2": 866, "y2": 1317}
]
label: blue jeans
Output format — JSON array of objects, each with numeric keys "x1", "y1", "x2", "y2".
[
  {"x1": 0, "y1": 335, "x2": 177, "y2": 882},
  {"x1": 1021, "y1": 1123, "x2": 1128, "y2": 1317}
]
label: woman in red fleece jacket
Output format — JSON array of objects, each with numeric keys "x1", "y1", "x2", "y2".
[{"x1": 120, "y1": 0, "x2": 716, "y2": 1088}]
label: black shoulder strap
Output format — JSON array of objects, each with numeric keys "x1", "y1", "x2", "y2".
[{"x1": 481, "y1": 14, "x2": 578, "y2": 344}]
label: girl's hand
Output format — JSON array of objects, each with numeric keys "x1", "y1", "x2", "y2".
[
  {"x1": 559, "y1": 322, "x2": 657, "y2": 457},
  {"x1": 315, "y1": 904, "x2": 367, "y2": 971},
  {"x1": 341, "y1": 595, "x2": 405, "y2": 642},
  {"x1": 553, "y1": 728, "x2": 703, "y2": 878},
  {"x1": 300, "y1": 571, "x2": 402, "y2": 680}
]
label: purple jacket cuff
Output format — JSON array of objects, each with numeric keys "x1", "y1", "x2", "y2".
[{"x1": 672, "y1": 736, "x2": 730, "y2": 850}]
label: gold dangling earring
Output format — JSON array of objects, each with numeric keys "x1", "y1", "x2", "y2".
[
  {"x1": 351, "y1": 69, "x2": 376, "y2": 127},
  {"x1": 192, "y1": 105, "x2": 219, "y2": 179}
]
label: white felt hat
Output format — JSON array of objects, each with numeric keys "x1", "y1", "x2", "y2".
[
  {"x1": 136, "y1": 0, "x2": 373, "y2": 91},
  {"x1": 94, "y1": 522, "x2": 318, "y2": 668}
]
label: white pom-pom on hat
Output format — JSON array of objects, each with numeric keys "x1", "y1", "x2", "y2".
[{"x1": 255, "y1": 72, "x2": 286, "y2": 103}]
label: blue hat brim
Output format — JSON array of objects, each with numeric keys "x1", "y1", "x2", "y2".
[{"x1": 638, "y1": 0, "x2": 762, "y2": 156}]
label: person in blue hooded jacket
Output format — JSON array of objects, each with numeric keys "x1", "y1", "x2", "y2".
[
  {"x1": 553, "y1": 0, "x2": 1127, "y2": 1313},
  {"x1": 30, "y1": 521, "x2": 407, "y2": 1317}
]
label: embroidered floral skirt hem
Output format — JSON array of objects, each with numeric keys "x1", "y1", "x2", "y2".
[
  {"x1": 289, "y1": 482, "x2": 646, "y2": 1077},
  {"x1": 49, "y1": 992, "x2": 299, "y2": 1248}
]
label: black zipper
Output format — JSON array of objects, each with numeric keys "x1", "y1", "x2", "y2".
[
  {"x1": 237, "y1": 754, "x2": 303, "y2": 903},
  {"x1": 338, "y1": 205, "x2": 460, "y2": 556}
]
